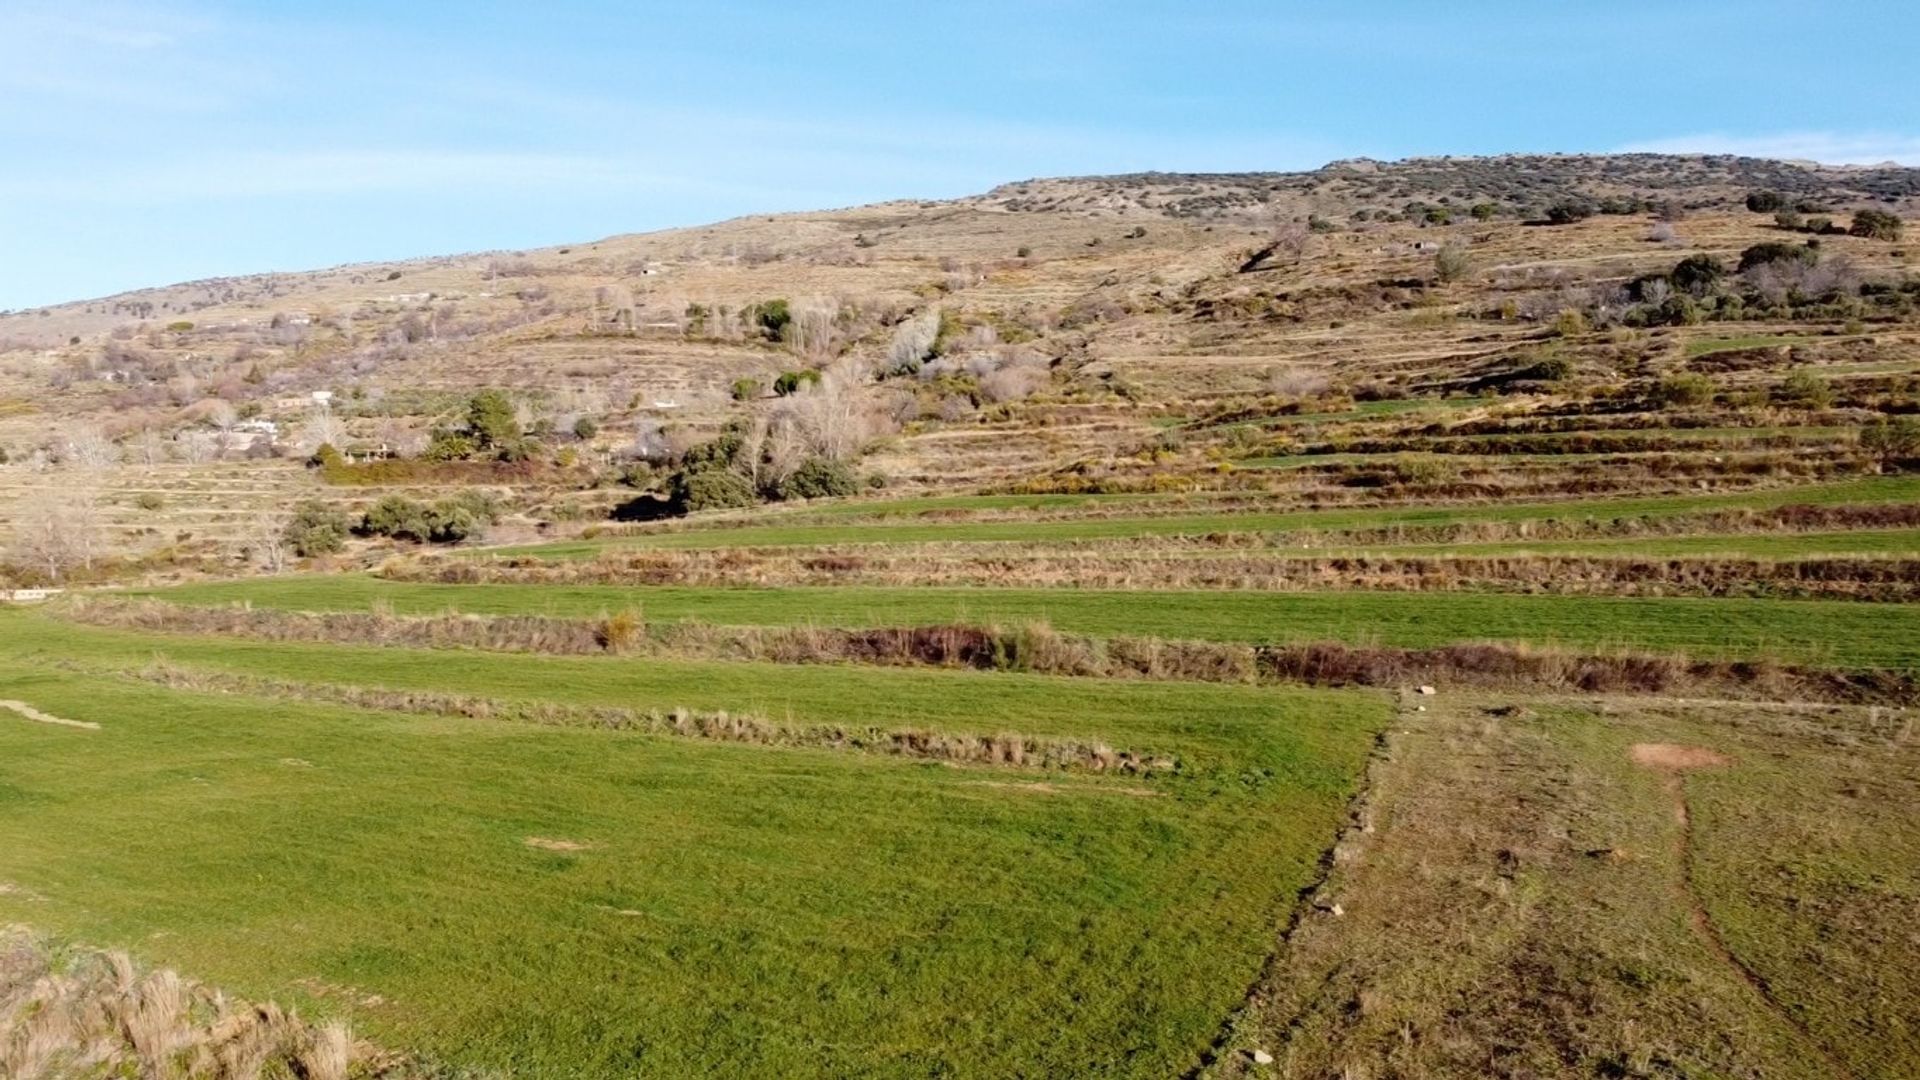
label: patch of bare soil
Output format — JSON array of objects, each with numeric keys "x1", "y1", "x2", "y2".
[
  {"x1": 1629, "y1": 742, "x2": 1731, "y2": 770},
  {"x1": 0, "y1": 699, "x2": 98, "y2": 730},
  {"x1": 965, "y1": 780, "x2": 1162, "y2": 797},
  {"x1": 522, "y1": 837, "x2": 592, "y2": 853}
]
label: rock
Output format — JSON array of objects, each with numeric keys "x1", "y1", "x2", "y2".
[
  {"x1": 1330, "y1": 903, "x2": 1344, "y2": 917},
  {"x1": 1415, "y1": 705, "x2": 1427, "y2": 712},
  {"x1": 1250, "y1": 1048, "x2": 1274, "y2": 1065},
  {"x1": 1416, "y1": 685, "x2": 1436, "y2": 696}
]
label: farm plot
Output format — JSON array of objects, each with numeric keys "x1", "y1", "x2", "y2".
[{"x1": 0, "y1": 610, "x2": 1385, "y2": 1078}]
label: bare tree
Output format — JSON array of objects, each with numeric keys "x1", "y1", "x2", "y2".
[
  {"x1": 298, "y1": 408, "x2": 346, "y2": 454},
  {"x1": 886, "y1": 309, "x2": 941, "y2": 374},
  {"x1": 246, "y1": 510, "x2": 289, "y2": 572},
  {"x1": 58, "y1": 424, "x2": 118, "y2": 470},
  {"x1": 9, "y1": 488, "x2": 104, "y2": 580}
]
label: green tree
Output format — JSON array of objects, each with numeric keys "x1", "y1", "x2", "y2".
[
  {"x1": 282, "y1": 502, "x2": 350, "y2": 557},
  {"x1": 360, "y1": 495, "x2": 433, "y2": 542},
  {"x1": 465, "y1": 390, "x2": 519, "y2": 449},
  {"x1": 1668, "y1": 254, "x2": 1725, "y2": 295}
]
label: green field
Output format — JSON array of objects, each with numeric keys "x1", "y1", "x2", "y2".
[
  {"x1": 146, "y1": 576, "x2": 1920, "y2": 669},
  {"x1": 505, "y1": 477, "x2": 1920, "y2": 556},
  {"x1": 0, "y1": 611, "x2": 1384, "y2": 1076}
]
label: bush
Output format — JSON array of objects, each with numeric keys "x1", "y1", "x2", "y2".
[
  {"x1": 1851, "y1": 208, "x2": 1904, "y2": 241},
  {"x1": 1470, "y1": 203, "x2": 1497, "y2": 221},
  {"x1": 731, "y1": 378, "x2": 762, "y2": 401},
  {"x1": 1520, "y1": 354, "x2": 1574, "y2": 381},
  {"x1": 773, "y1": 370, "x2": 821, "y2": 396},
  {"x1": 134, "y1": 492, "x2": 165, "y2": 512},
  {"x1": 671, "y1": 467, "x2": 757, "y2": 514},
  {"x1": 1668, "y1": 254, "x2": 1725, "y2": 295},
  {"x1": 307, "y1": 443, "x2": 345, "y2": 469},
  {"x1": 1544, "y1": 198, "x2": 1595, "y2": 225},
  {"x1": 1774, "y1": 209, "x2": 1803, "y2": 231},
  {"x1": 1552, "y1": 309, "x2": 1590, "y2": 337},
  {"x1": 754, "y1": 299, "x2": 791, "y2": 340},
  {"x1": 422, "y1": 431, "x2": 478, "y2": 461},
  {"x1": 360, "y1": 491, "x2": 496, "y2": 544},
  {"x1": 283, "y1": 501, "x2": 350, "y2": 557},
  {"x1": 1652, "y1": 373, "x2": 1715, "y2": 408},
  {"x1": 1432, "y1": 243, "x2": 1471, "y2": 284},
  {"x1": 1745, "y1": 191, "x2": 1786, "y2": 213},
  {"x1": 1777, "y1": 369, "x2": 1833, "y2": 409},
  {"x1": 777, "y1": 457, "x2": 859, "y2": 500},
  {"x1": 1860, "y1": 416, "x2": 1920, "y2": 469},
  {"x1": 572, "y1": 416, "x2": 599, "y2": 440},
  {"x1": 1738, "y1": 242, "x2": 1817, "y2": 272},
  {"x1": 360, "y1": 495, "x2": 434, "y2": 542}
]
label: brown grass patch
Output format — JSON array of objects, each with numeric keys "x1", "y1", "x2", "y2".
[
  {"x1": 523, "y1": 836, "x2": 593, "y2": 853},
  {"x1": 1629, "y1": 742, "x2": 1733, "y2": 770}
]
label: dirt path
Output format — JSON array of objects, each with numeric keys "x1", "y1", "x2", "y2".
[
  {"x1": 1635, "y1": 743, "x2": 1859, "y2": 1080},
  {"x1": 0, "y1": 700, "x2": 98, "y2": 730}
]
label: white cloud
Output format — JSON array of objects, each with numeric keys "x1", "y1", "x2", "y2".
[{"x1": 1619, "y1": 131, "x2": 1920, "y2": 166}]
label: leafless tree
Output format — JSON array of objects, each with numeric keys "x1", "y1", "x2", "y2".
[
  {"x1": 298, "y1": 408, "x2": 346, "y2": 454},
  {"x1": 8, "y1": 488, "x2": 104, "y2": 580},
  {"x1": 57, "y1": 424, "x2": 118, "y2": 470},
  {"x1": 886, "y1": 309, "x2": 941, "y2": 373},
  {"x1": 246, "y1": 510, "x2": 289, "y2": 572}
]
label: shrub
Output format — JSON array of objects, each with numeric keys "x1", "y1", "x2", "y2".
[
  {"x1": 1470, "y1": 202, "x2": 1497, "y2": 221},
  {"x1": 1552, "y1": 309, "x2": 1590, "y2": 337},
  {"x1": 1777, "y1": 369, "x2": 1833, "y2": 409},
  {"x1": 596, "y1": 610, "x2": 644, "y2": 652},
  {"x1": 1860, "y1": 416, "x2": 1920, "y2": 469},
  {"x1": 1432, "y1": 243, "x2": 1471, "y2": 284},
  {"x1": 1774, "y1": 209, "x2": 1803, "y2": 231},
  {"x1": 777, "y1": 457, "x2": 859, "y2": 500},
  {"x1": 1016, "y1": 246, "x2": 1032, "y2": 258},
  {"x1": 1738, "y1": 241, "x2": 1817, "y2": 272},
  {"x1": 283, "y1": 501, "x2": 350, "y2": 557},
  {"x1": 1745, "y1": 191, "x2": 1787, "y2": 213},
  {"x1": 307, "y1": 442, "x2": 345, "y2": 469},
  {"x1": 361, "y1": 495, "x2": 434, "y2": 542},
  {"x1": 731, "y1": 378, "x2": 762, "y2": 401},
  {"x1": 671, "y1": 466, "x2": 757, "y2": 514},
  {"x1": 1851, "y1": 208, "x2": 1904, "y2": 241},
  {"x1": 1521, "y1": 354, "x2": 1574, "y2": 381},
  {"x1": 165, "y1": 320, "x2": 194, "y2": 332},
  {"x1": 755, "y1": 298, "x2": 791, "y2": 340},
  {"x1": 1544, "y1": 198, "x2": 1595, "y2": 225},
  {"x1": 1668, "y1": 254, "x2": 1725, "y2": 295},
  {"x1": 1652, "y1": 373, "x2": 1715, "y2": 408},
  {"x1": 571, "y1": 416, "x2": 599, "y2": 441},
  {"x1": 773, "y1": 370, "x2": 821, "y2": 396},
  {"x1": 134, "y1": 492, "x2": 165, "y2": 512},
  {"x1": 422, "y1": 430, "x2": 477, "y2": 461}
]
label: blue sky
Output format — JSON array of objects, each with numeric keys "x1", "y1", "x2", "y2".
[{"x1": 3, "y1": 0, "x2": 1917, "y2": 309}]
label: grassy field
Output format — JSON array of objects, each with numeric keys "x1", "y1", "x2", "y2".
[
  {"x1": 148, "y1": 576, "x2": 1920, "y2": 670},
  {"x1": 501, "y1": 477, "x2": 1920, "y2": 556},
  {"x1": 0, "y1": 611, "x2": 1386, "y2": 1077}
]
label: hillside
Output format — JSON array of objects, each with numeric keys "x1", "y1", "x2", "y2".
[{"x1": 3, "y1": 152, "x2": 1920, "y2": 1078}]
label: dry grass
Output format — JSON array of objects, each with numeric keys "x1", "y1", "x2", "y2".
[
  {"x1": 115, "y1": 660, "x2": 1180, "y2": 776},
  {"x1": 61, "y1": 597, "x2": 1918, "y2": 706},
  {"x1": 0, "y1": 926, "x2": 407, "y2": 1080},
  {"x1": 1205, "y1": 692, "x2": 1920, "y2": 1078}
]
